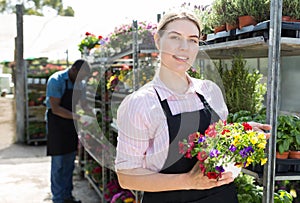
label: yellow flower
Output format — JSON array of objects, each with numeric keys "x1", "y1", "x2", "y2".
[
  {"x1": 258, "y1": 141, "x2": 267, "y2": 149},
  {"x1": 233, "y1": 134, "x2": 240, "y2": 145},
  {"x1": 260, "y1": 158, "x2": 268, "y2": 165},
  {"x1": 124, "y1": 197, "x2": 134, "y2": 203},
  {"x1": 246, "y1": 157, "x2": 254, "y2": 166},
  {"x1": 250, "y1": 134, "x2": 258, "y2": 145},
  {"x1": 118, "y1": 74, "x2": 124, "y2": 82},
  {"x1": 257, "y1": 133, "x2": 265, "y2": 139}
]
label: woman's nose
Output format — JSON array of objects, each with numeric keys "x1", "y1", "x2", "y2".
[{"x1": 179, "y1": 39, "x2": 189, "y2": 50}]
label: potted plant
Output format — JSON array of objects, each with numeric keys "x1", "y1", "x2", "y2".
[
  {"x1": 276, "y1": 115, "x2": 294, "y2": 159},
  {"x1": 282, "y1": 0, "x2": 300, "y2": 21},
  {"x1": 215, "y1": 54, "x2": 267, "y2": 115},
  {"x1": 210, "y1": 0, "x2": 240, "y2": 32},
  {"x1": 210, "y1": 0, "x2": 227, "y2": 33},
  {"x1": 288, "y1": 116, "x2": 300, "y2": 159},
  {"x1": 234, "y1": 0, "x2": 270, "y2": 28}
]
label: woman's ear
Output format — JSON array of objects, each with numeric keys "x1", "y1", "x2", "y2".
[{"x1": 154, "y1": 33, "x2": 160, "y2": 50}]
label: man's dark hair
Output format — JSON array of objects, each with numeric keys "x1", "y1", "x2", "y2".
[{"x1": 72, "y1": 59, "x2": 91, "y2": 73}]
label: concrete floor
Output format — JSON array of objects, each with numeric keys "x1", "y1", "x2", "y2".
[{"x1": 0, "y1": 96, "x2": 102, "y2": 203}]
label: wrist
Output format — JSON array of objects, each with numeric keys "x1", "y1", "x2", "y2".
[{"x1": 180, "y1": 173, "x2": 191, "y2": 190}]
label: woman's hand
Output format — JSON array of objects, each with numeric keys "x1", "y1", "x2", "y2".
[
  {"x1": 248, "y1": 121, "x2": 271, "y2": 139},
  {"x1": 185, "y1": 161, "x2": 234, "y2": 190}
]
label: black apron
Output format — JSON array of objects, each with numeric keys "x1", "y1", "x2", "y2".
[
  {"x1": 47, "y1": 80, "x2": 81, "y2": 156},
  {"x1": 142, "y1": 90, "x2": 238, "y2": 203}
]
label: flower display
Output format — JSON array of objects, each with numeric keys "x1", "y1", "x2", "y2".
[
  {"x1": 78, "y1": 32, "x2": 105, "y2": 54},
  {"x1": 106, "y1": 21, "x2": 157, "y2": 53},
  {"x1": 179, "y1": 120, "x2": 268, "y2": 179}
]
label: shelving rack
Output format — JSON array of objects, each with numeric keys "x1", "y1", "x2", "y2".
[
  {"x1": 78, "y1": 20, "x2": 158, "y2": 203},
  {"x1": 199, "y1": 1, "x2": 300, "y2": 202},
  {"x1": 25, "y1": 70, "x2": 47, "y2": 145}
]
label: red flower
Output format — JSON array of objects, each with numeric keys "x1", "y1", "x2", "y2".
[
  {"x1": 221, "y1": 129, "x2": 230, "y2": 135},
  {"x1": 207, "y1": 172, "x2": 219, "y2": 179},
  {"x1": 92, "y1": 166, "x2": 102, "y2": 174},
  {"x1": 205, "y1": 123, "x2": 217, "y2": 138},
  {"x1": 242, "y1": 122, "x2": 252, "y2": 131},
  {"x1": 188, "y1": 132, "x2": 200, "y2": 143},
  {"x1": 85, "y1": 32, "x2": 91, "y2": 36},
  {"x1": 98, "y1": 35, "x2": 103, "y2": 39},
  {"x1": 185, "y1": 151, "x2": 192, "y2": 159},
  {"x1": 178, "y1": 141, "x2": 186, "y2": 154},
  {"x1": 197, "y1": 151, "x2": 208, "y2": 162}
]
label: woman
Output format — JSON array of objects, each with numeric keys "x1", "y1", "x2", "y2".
[{"x1": 115, "y1": 11, "x2": 270, "y2": 203}]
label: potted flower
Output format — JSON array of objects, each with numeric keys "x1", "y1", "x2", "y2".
[
  {"x1": 179, "y1": 120, "x2": 268, "y2": 179},
  {"x1": 276, "y1": 115, "x2": 294, "y2": 159},
  {"x1": 78, "y1": 32, "x2": 105, "y2": 55}
]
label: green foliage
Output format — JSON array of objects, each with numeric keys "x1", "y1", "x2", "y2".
[
  {"x1": 215, "y1": 54, "x2": 267, "y2": 115},
  {"x1": 235, "y1": 174, "x2": 293, "y2": 203},
  {"x1": 234, "y1": 0, "x2": 270, "y2": 22},
  {"x1": 235, "y1": 174, "x2": 263, "y2": 203},
  {"x1": 282, "y1": 0, "x2": 300, "y2": 20},
  {"x1": 277, "y1": 115, "x2": 300, "y2": 152},
  {"x1": 227, "y1": 108, "x2": 267, "y2": 123},
  {"x1": 0, "y1": 0, "x2": 74, "y2": 16},
  {"x1": 187, "y1": 66, "x2": 202, "y2": 79},
  {"x1": 210, "y1": 0, "x2": 229, "y2": 26}
]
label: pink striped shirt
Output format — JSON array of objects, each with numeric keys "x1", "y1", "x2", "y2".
[{"x1": 115, "y1": 74, "x2": 228, "y2": 172}]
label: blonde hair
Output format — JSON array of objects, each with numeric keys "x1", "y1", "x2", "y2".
[{"x1": 157, "y1": 10, "x2": 201, "y2": 37}]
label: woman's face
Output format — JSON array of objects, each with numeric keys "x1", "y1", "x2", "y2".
[{"x1": 156, "y1": 19, "x2": 200, "y2": 74}]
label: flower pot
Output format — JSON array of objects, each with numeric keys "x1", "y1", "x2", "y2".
[
  {"x1": 288, "y1": 151, "x2": 300, "y2": 159},
  {"x1": 282, "y1": 16, "x2": 291, "y2": 22},
  {"x1": 226, "y1": 23, "x2": 238, "y2": 31},
  {"x1": 214, "y1": 24, "x2": 226, "y2": 34},
  {"x1": 276, "y1": 151, "x2": 289, "y2": 159},
  {"x1": 238, "y1": 15, "x2": 257, "y2": 29}
]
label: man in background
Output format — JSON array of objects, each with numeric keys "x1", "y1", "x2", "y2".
[{"x1": 45, "y1": 59, "x2": 91, "y2": 203}]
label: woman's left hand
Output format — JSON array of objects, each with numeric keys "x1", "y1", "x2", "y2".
[{"x1": 248, "y1": 121, "x2": 271, "y2": 139}]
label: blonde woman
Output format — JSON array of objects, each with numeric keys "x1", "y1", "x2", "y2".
[{"x1": 115, "y1": 10, "x2": 270, "y2": 203}]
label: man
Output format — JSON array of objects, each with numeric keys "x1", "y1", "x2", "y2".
[{"x1": 45, "y1": 59, "x2": 91, "y2": 203}]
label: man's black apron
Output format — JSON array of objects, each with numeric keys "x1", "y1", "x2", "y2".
[
  {"x1": 47, "y1": 80, "x2": 81, "y2": 156},
  {"x1": 142, "y1": 90, "x2": 238, "y2": 203}
]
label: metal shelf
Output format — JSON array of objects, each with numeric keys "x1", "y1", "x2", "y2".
[{"x1": 199, "y1": 37, "x2": 300, "y2": 59}]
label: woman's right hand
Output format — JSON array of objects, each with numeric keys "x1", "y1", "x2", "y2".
[{"x1": 185, "y1": 161, "x2": 234, "y2": 190}]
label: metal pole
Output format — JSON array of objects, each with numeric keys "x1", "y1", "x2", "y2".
[
  {"x1": 15, "y1": 4, "x2": 25, "y2": 143},
  {"x1": 132, "y1": 20, "x2": 139, "y2": 90},
  {"x1": 263, "y1": 0, "x2": 282, "y2": 202}
]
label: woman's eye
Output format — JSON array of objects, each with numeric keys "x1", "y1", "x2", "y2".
[
  {"x1": 190, "y1": 39, "x2": 199, "y2": 44},
  {"x1": 170, "y1": 35, "x2": 180, "y2": 40}
]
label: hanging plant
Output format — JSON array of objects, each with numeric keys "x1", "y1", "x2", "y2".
[{"x1": 78, "y1": 32, "x2": 105, "y2": 54}]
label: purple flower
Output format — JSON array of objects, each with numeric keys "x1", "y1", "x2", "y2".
[
  {"x1": 198, "y1": 136, "x2": 206, "y2": 143},
  {"x1": 239, "y1": 146, "x2": 254, "y2": 158},
  {"x1": 229, "y1": 145, "x2": 237, "y2": 152},
  {"x1": 215, "y1": 166, "x2": 225, "y2": 172},
  {"x1": 210, "y1": 149, "x2": 220, "y2": 158}
]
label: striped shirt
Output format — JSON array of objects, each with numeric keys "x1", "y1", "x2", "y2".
[{"x1": 115, "y1": 73, "x2": 228, "y2": 172}]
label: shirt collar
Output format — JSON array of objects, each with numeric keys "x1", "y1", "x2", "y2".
[
  {"x1": 152, "y1": 73, "x2": 200, "y2": 101},
  {"x1": 62, "y1": 68, "x2": 70, "y2": 80}
]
